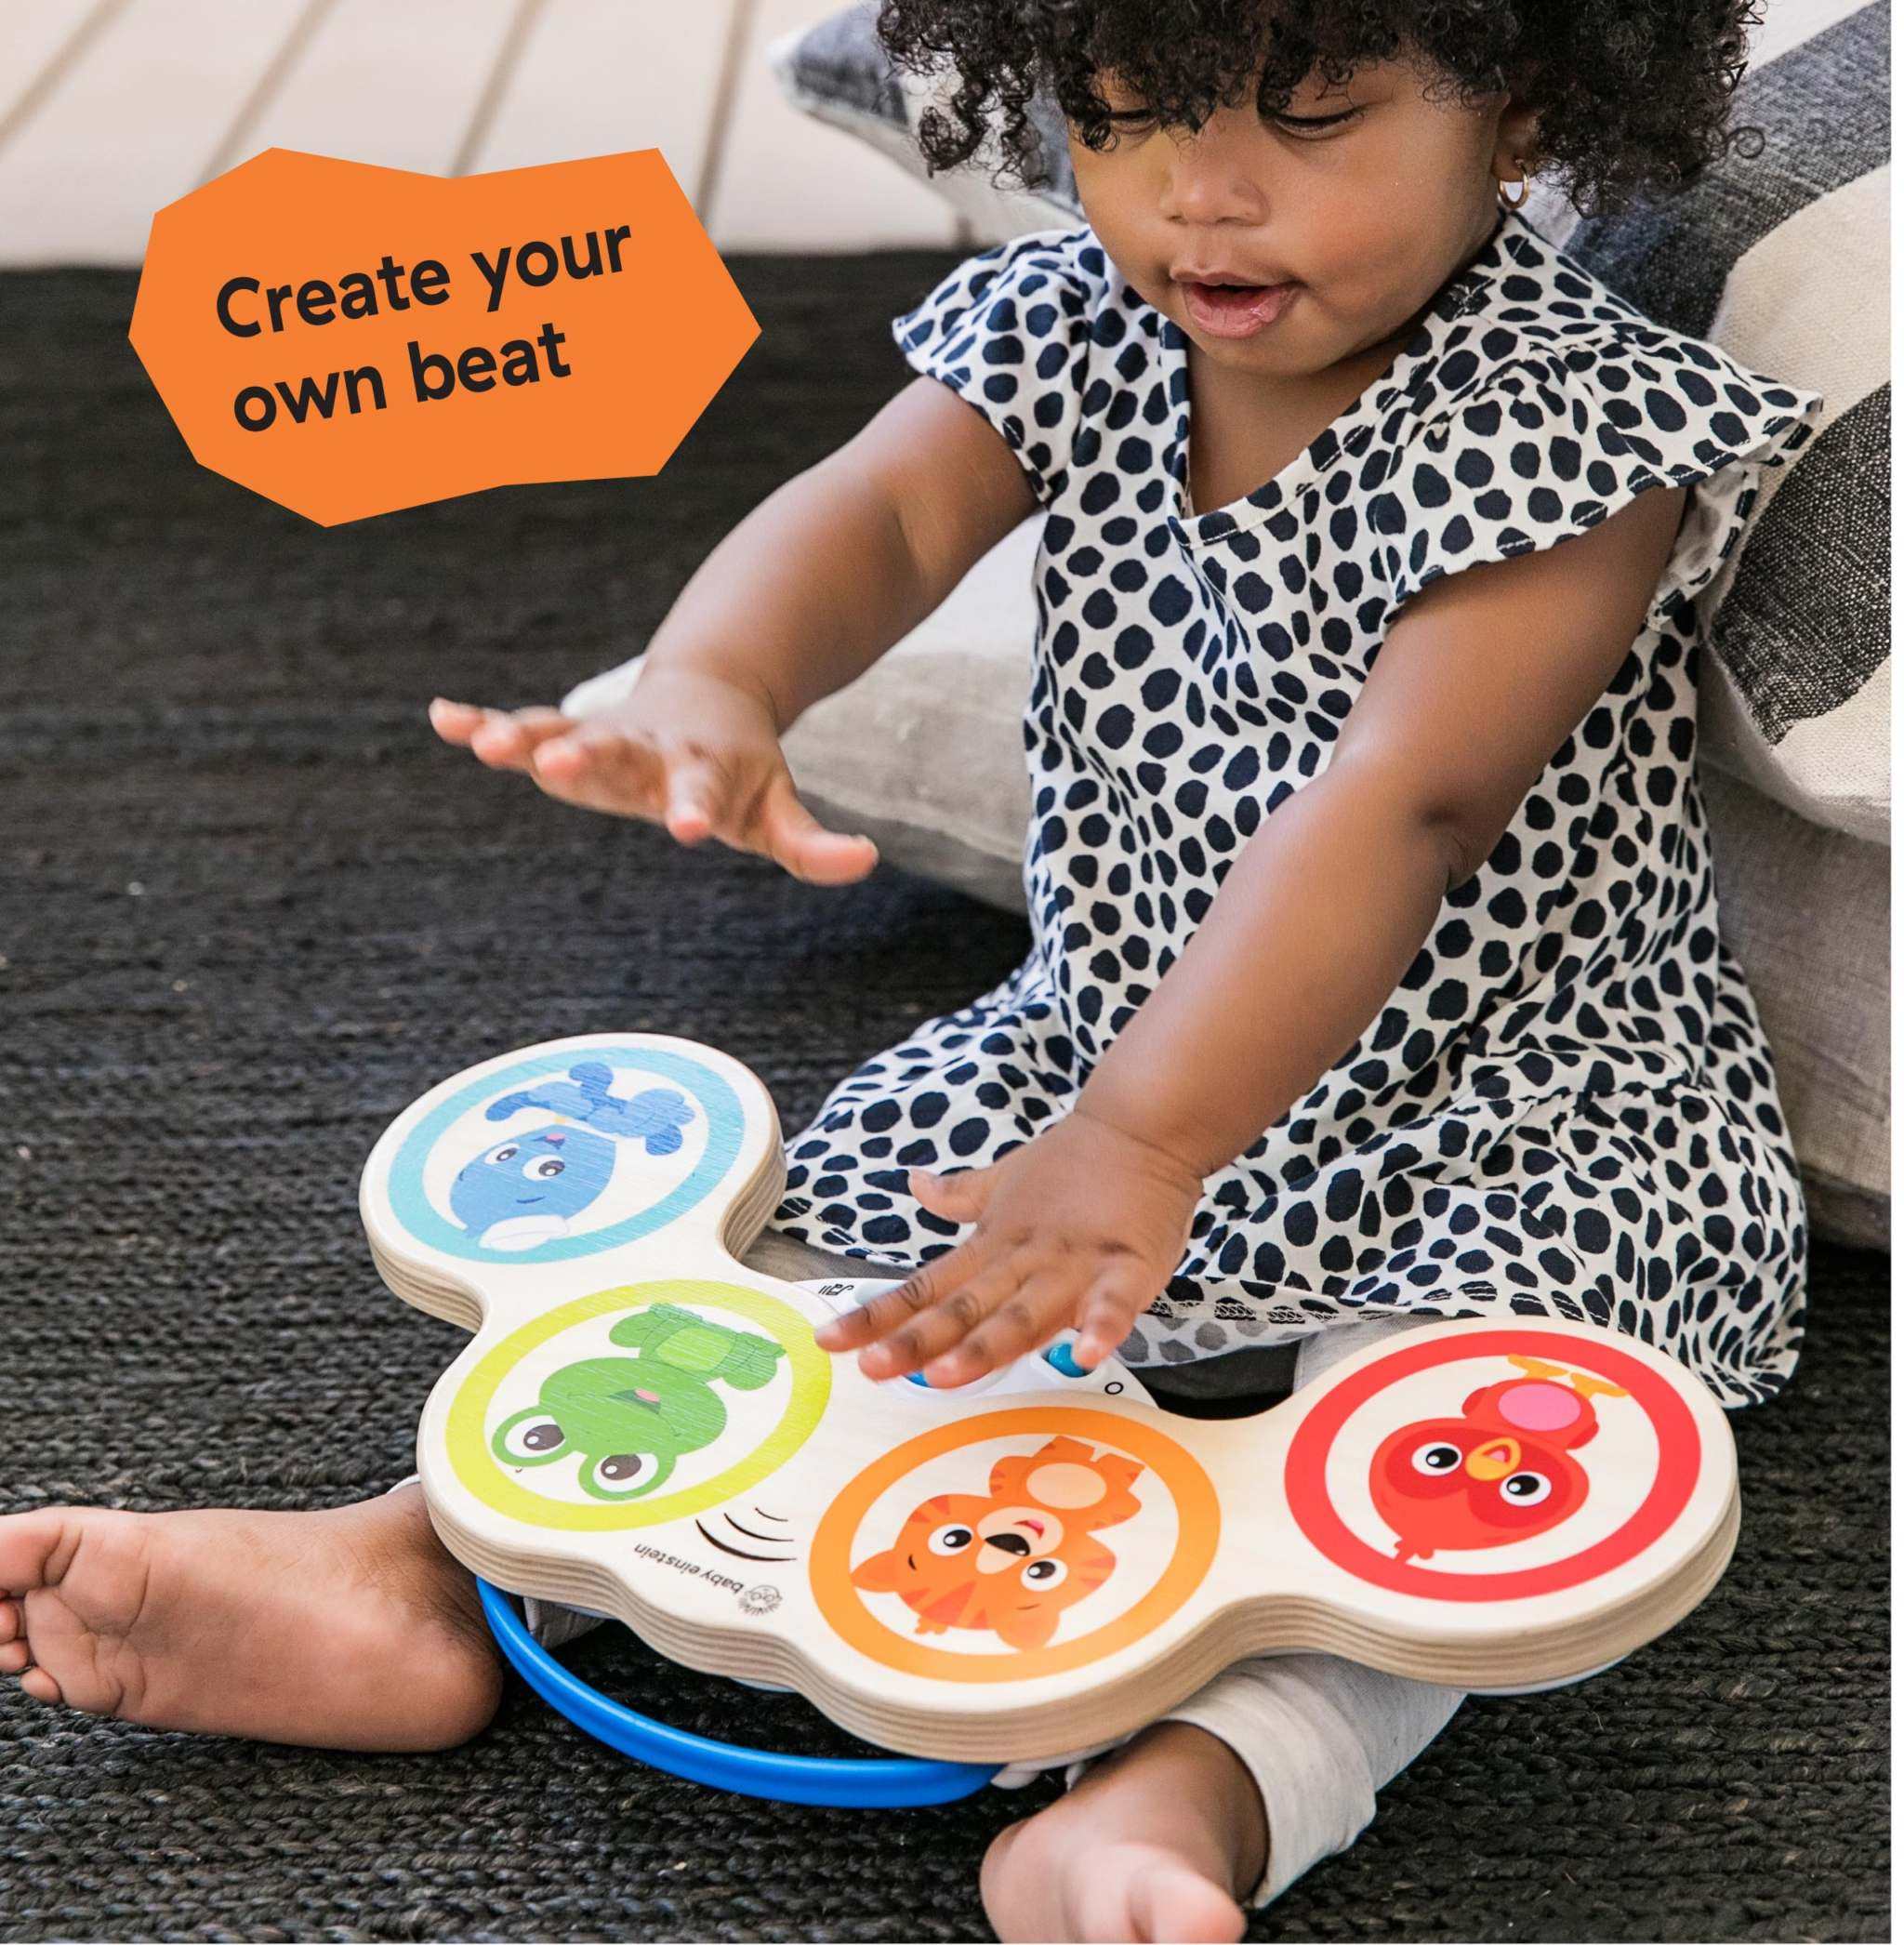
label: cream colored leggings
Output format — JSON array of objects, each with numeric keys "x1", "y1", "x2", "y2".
[{"x1": 427, "y1": 1228, "x2": 1469, "y2": 1909}]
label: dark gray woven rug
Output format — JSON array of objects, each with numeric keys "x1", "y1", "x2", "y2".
[{"x1": 0, "y1": 257, "x2": 1887, "y2": 1943}]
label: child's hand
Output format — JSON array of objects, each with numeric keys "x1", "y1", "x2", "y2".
[
  {"x1": 813, "y1": 1109, "x2": 1202, "y2": 1384},
  {"x1": 428, "y1": 669, "x2": 878, "y2": 885}
]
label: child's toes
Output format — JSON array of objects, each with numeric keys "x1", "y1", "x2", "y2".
[
  {"x1": 0, "y1": 1634, "x2": 32, "y2": 1675},
  {"x1": 0, "y1": 1595, "x2": 19, "y2": 1645}
]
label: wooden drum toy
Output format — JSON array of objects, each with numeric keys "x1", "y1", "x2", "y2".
[{"x1": 364, "y1": 1033, "x2": 1740, "y2": 1768}]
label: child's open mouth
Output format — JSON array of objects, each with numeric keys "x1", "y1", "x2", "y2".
[{"x1": 1178, "y1": 278, "x2": 1300, "y2": 339}]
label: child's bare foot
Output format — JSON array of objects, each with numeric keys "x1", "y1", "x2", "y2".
[
  {"x1": 0, "y1": 1483, "x2": 502, "y2": 1751},
  {"x1": 982, "y1": 1722, "x2": 1267, "y2": 1943}
]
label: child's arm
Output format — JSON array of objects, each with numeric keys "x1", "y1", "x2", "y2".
[
  {"x1": 431, "y1": 375, "x2": 1037, "y2": 883},
  {"x1": 818, "y1": 481, "x2": 1689, "y2": 1383},
  {"x1": 614, "y1": 374, "x2": 1038, "y2": 730},
  {"x1": 1084, "y1": 483, "x2": 1694, "y2": 1188}
]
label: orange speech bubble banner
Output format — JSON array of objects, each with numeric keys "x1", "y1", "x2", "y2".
[{"x1": 129, "y1": 148, "x2": 760, "y2": 526}]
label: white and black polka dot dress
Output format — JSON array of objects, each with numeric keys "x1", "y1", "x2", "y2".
[{"x1": 772, "y1": 205, "x2": 1828, "y2": 1408}]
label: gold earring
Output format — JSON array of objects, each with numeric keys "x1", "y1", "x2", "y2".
[{"x1": 1498, "y1": 162, "x2": 1531, "y2": 209}]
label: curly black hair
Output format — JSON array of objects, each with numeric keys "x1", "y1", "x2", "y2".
[{"x1": 873, "y1": 0, "x2": 1768, "y2": 222}]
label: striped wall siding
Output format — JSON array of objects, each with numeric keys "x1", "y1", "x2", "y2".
[{"x1": 0, "y1": 0, "x2": 959, "y2": 267}]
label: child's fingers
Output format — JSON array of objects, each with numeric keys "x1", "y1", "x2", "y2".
[
  {"x1": 507, "y1": 707, "x2": 576, "y2": 737},
  {"x1": 427, "y1": 697, "x2": 485, "y2": 745},
  {"x1": 431, "y1": 698, "x2": 522, "y2": 761},
  {"x1": 755, "y1": 774, "x2": 878, "y2": 885},
  {"x1": 449, "y1": 705, "x2": 577, "y2": 774},
  {"x1": 662, "y1": 754, "x2": 728, "y2": 844},
  {"x1": 530, "y1": 722, "x2": 666, "y2": 814},
  {"x1": 443, "y1": 703, "x2": 880, "y2": 886},
  {"x1": 859, "y1": 1253, "x2": 1037, "y2": 1381},
  {"x1": 427, "y1": 698, "x2": 521, "y2": 737},
  {"x1": 654, "y1": 754, "x2": 859, "y2": 860},
  {"x1": 1072, "y1": 1268, "x2": 1153, "y2": 1368},
  {"x1": 909, "y1": 1165, "x2": 992, "y2": 1224},
  {"x1": 813, "y1": 1240, "x2": 988, "y2": 1354},
  {"x1": 477, "y1": 709, "x2": 575, "y2": 772},
  {"x1": 681, "y1": 754, "x2": 829, "y2": 857},
  {"x1": 920, "y1": 1272, "x2": 1079, "y2": 1384}
]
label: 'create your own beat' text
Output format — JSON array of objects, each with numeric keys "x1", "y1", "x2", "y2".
[{"x1": 214, "y1": 228, "x2": 632, "y2": 430}]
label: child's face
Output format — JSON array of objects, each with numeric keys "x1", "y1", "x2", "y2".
[{"x1": 1067, "y1": 54, "x2": 1537, "y2": 381}]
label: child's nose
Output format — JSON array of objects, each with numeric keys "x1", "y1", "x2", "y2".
[{"x1": 1158, "y1": 123, "x2": 1269, "y2": 227}]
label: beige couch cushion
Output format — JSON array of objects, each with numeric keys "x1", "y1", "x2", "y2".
[{"x1": 1701, "y1": 766, "x2": 1890, "y2": 1249}]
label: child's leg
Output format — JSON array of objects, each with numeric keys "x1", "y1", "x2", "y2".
[
  {"x1": 1150, "y1": 1651, "x2": 1466, "y2": 1910},
  {"x1": 981, "y1": 1314, "x2": 1468, "y2": 1943}
]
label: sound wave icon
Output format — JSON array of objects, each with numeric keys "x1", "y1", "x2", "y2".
[{"x1": 694, "y1": 1504, "x2": 800, "y2": 1565}]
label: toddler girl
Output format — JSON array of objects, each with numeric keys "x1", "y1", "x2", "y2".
[{"x1": 0, "y1": 3, "x2": 1827, "y2": 1938}]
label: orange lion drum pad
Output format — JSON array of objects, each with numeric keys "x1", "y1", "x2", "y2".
[{"x1": 363, "y1": 1032, "x2": 1740, "y2": 1770}]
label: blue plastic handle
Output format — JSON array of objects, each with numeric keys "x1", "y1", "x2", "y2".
[{"x1": 477, "y1": 1578, "x2": 1002, "y2": 1807}]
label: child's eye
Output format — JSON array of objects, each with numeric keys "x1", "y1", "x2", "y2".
[
  {"x1": 1099, "y1": 105, "x2": 1355, "y2": 140},
  {"x1": 1272, "y1": 109, "x2": 1359, "y2": 136}
]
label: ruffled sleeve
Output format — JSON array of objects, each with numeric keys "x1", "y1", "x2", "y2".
[
  {"x1": 891, "y1": 226, "x2": 1104, "y2": 509},
  {"x1": 1369, "y1": 329, "x2": 1829, "y2": 638}
]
